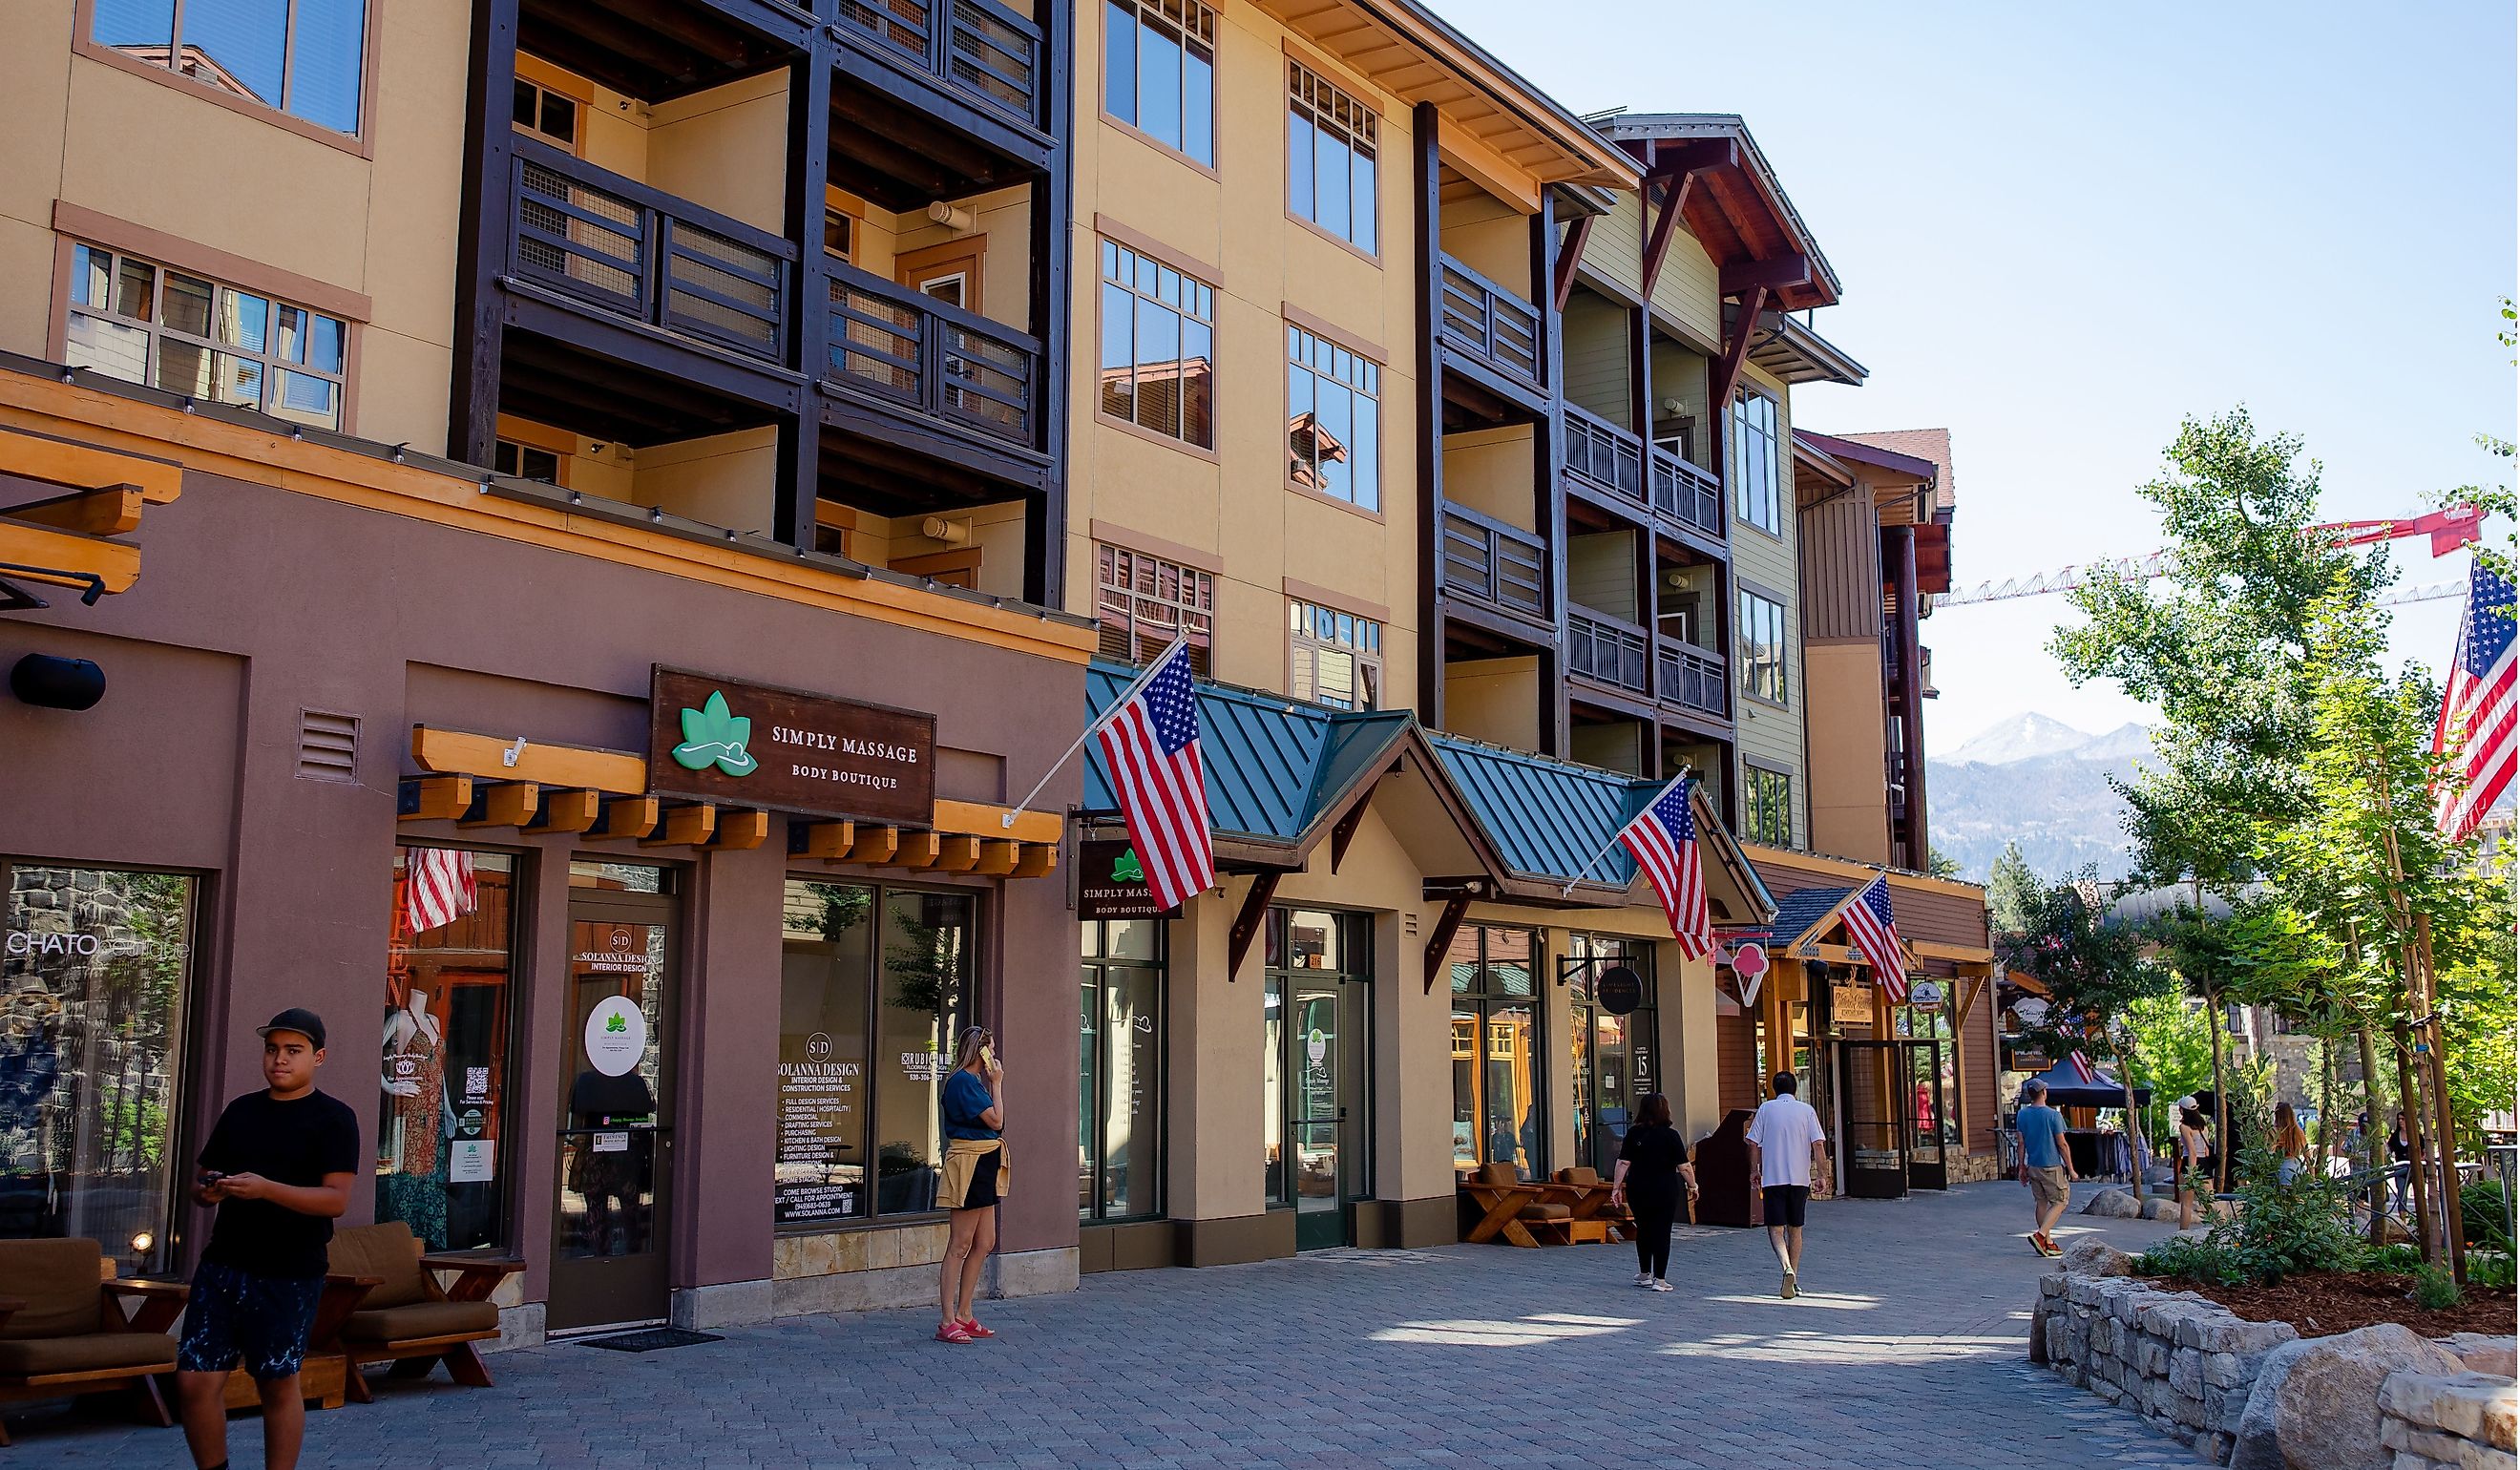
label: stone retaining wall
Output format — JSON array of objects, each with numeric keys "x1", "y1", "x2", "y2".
[
  {"x1": 2034, "y1": 1250, "x2": 2518, "y2": 1468},
  {"x1": 2034, "y1": 1266, "x2": 2290, "y2": 1460}
]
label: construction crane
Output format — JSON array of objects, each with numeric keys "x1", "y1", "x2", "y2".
[{"x1": 1932, "y1": 507, "x2": 2488, "y2": 609}]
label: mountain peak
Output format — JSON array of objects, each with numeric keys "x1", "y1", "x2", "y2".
[{"x1": 1942, "y1": 712, "x2": 2090, "y2": 766}]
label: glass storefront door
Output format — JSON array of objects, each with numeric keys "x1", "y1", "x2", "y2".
[
  {"x1": 1838, "y1": 1039, "x2": 1909, "y2": 1199},
  {"x1": 1567, "y1": 936, "x2": 1655, "y2": 1177},
  {"x1": 552, "y1": 865, "x2": 677, "y2": 1331},
  {"x1": 1903, "y1": 1036, "x2": 1950, "y2": 1190},
  {"x1": 1265, "y1": 908, "x2": 1371, "y2": 1250}
]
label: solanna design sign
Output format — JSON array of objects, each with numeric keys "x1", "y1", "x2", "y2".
[{"x1": 647, "y1": 666, "x2": 934, "y2": 825}]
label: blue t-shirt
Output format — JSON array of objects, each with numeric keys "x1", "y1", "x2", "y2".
[
  {"x1": 942, "y1": 1069, "x2": 998, "y2": 1142},
  {"x1": 2018, "y1": 1103, "x2": 2068, "y2": 1169}
]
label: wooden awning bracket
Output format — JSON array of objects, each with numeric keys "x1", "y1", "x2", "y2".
[
  {"x1": 704, "y1": 808, "x2": 769, "y2": 851},
  {"x1": 642, "y1": 804, "x2": 717, "y2": 849},
  {"x1": 588, "y1": 796, "x2": 661, "y2": 842},
  {"x1": 526, "y1": 788, "x2": 602, "y2": 835},
  {"x1": 397, "y1": 776, "x2": 474, "y2": 823},
  {"x1": 1226, "y1": 871, "x2": 1281, "y2": 979},
  {"x1": 458, "y1": 782, "x2": 539, "y2": 830},
  {"x1": 1423, "y1": 892, "x2": 1474, "y2": 994}
]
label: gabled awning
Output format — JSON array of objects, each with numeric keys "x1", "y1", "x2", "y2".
[
  {"x1": 1769, "y1": 883, "x2": 1916, "y2": 971},
  {"x1": 1083, "y1": 662, "x2": 1505, "y2": 878}
]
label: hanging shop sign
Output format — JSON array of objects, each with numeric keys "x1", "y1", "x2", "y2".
[
  {"x1": 1077, "y1": 838, "x2": 1180, "y2": 920},
  {"x1": 1595, "y1": 966, "x2": 1644, "y2": 1016},
  {"x1": 1909, "y1": 978, "x2": 1944, "y2": 1011},
  {"x1": 1832, "y1": 981, "x2": 1875, "y2": 1026},
  {"x1": 647, "y1": 666, "x2": 934, "y2": 825}
]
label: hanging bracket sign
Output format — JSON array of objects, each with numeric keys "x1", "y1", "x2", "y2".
[{"x1": 647, "y1": 666, "x2": 934, "y2": 825}]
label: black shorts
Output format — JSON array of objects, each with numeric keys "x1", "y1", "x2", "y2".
[
  {"x1": 178, "y1": 1261, "x2": 324, "y2": 1382},
  {"x1": 958, "y1": 1147, "x2": 1001, "y2": 1209},
  {"x1": 1762, "y1": 1185, "x2": 1811, "y2": 1228}
]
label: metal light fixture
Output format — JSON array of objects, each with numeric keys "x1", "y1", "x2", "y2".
[{"x1": 10, "y1": 654, "x2": 105, "y2": 710}]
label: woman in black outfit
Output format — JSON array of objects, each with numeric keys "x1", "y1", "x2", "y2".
[{"x1": 1607, "y1": 1093, "x2": 1696, "y2": 1292}]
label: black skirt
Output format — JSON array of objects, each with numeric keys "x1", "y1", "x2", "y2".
[{"x1": 957, "y1": 1147, "x2": 1001, "y2": 1209}]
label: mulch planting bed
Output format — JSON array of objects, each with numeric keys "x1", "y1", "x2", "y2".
[{"x1": 2164, "y1": 1270, "x2": 2516, "y2": 1338}]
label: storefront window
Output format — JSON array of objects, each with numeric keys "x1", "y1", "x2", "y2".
[
  {"x1": 1566, "y1": 934, "x2": 1655, "y2": 1177},
  {"x1": 776, "y1": 880, "x2": 976, "y2": 1227},
  {"x1": 1448, "y1": 926, "x2": 1539, "y2": 1178},
  {"x1": 0, "y1": 863, "x2": 194, "y2": 1273},
  {"x1": 1079, "y1": 920, "x2": 1163, "y2": 1222},
  {"x1": 381, "y1": 847, "x2": 519, "y2": 1251}
]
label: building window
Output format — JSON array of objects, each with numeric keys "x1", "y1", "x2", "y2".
[
  {"x1": 1285, "y1": 325, "x2": 1380, "y2": 509},
  {"x1": 1102, "y1": 0, "x2": 1215, "y2": 167},
  {"x1": 66, "y1": 243, "x2": 348, "y2": 430},
  {"x1": 1098, "y1": 239, "x2": 1215, "y2": 450},
  {"x1": 1287, "y1": 61, "x2": 1377, "y2": 254},
  {"x1": 91, "y1": 0, "x2": 368, "y2": 134},
  {"x1": 1745, "y1": 765, "x2": 1794, "y2": 847},
  {"x1": 1731, "y1": 391, "x2": 1782, "y2": 535},
  {"x1": 823, "y1": 209, "x2": 854, "y2": 263},
  {"x1": 1288, "y1": 598, "x2": 1380, "y2": 709},
  {"x1": 512, "y1": 76, "x2": 578, "y2": 151},
  {"x1": 1096, "y1": 544, "x2": 1213, "y2": 675},
  {"x1": 1447, "y1": 925, "x2": 1541, "y2": 1178},
  {"x1": 777, "y1": 880, "x2": 977, "y2": 1226},
  {"x1": 1079, "y1": 920, "x2": 1164, "y2": 1222},
  {"x1": 1567, "y1": 934, "x2": 1656, "y2": 1177},
  {"x1": 381, "y1": 848, "x2": 520, "y2": 1250},
  {"x1": 0, "y1": 863, "x2": 196, "y2": 1276},
  {"x1": 1738, "y1": 588, "x2": 1787, "y2": 705},
  {"x1": 493, "y1": 440, "x2": 562, "y2": 485}
]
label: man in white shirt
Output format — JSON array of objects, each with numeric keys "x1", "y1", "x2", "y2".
[{"x1": 1745, "y1": 1071, "x2": 1828, "y2": 1299}]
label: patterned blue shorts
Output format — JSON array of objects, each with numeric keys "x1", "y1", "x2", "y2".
[{"x1": 178, "y1": 1261, "x2": 325, "y2": 1381}]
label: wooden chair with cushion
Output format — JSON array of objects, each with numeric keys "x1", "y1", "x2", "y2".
[
  {"x1": 1460, "y1": 1162, "x2": 1572, "y2": 1247},
  {"x1": 319, "y1": 1223, "x2": 522, "y2": 1401},
  {"x1": 1552, "y1": 1166, "x2": 1631, "y2": 1241},
  {"x1": 0, "y1": 1237, "x2": 188, "y2": 1445}
]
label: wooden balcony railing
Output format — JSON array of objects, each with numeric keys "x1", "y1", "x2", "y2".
[
  {"x1": 1563, "y1": 404, "x2": 1646, "y2": 506},
  {"x1": 510, "y1": 138, "x2": 793, "y2": 365},
  {"x1": 1438, "y1": 254, "x2": 1544, "y2": 396},
  {"x1": 1439, "y1": 502, "x2": 1548, "y2": 623},
  {"x1": 1655, "y1": 637, "x2": 1729, "y2": 721},
  {"x1": 1648, "y1": 444, "x2": 1724, "y2": 542},
  {"x1": 826, "y1": 260, "x2": 1041, "y2": 449},
  {"x1": 837, "y1": 0, "x2": 1042, "y2": 127},
  {"x1": 1567, "y1": 609, "x2": 1648, "y2": 694}
]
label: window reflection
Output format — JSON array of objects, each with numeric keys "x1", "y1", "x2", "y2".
[{"x1": 380, "y1": 847, "x2": 518, "y2": 1251}]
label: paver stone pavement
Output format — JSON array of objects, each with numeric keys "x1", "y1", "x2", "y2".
[{"x1": 17, "y1": 1182, "x2": 2199, "y2": 1467}]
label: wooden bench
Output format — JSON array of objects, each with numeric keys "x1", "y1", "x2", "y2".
[
  {"x1": 1460, "y1": 1163, "x2": 1577, "y2": 1247},
  {"x1": 319, "y1": 1222, "x2": 521, "y2": 1400}
]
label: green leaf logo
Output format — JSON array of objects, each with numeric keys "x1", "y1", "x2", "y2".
[
  {"x1": 1112, "y1": 848, "x2": 1144, "y2": 884},
  {"x1": 671, "y1": 690, "x2": 758, "y2": 777},
  {"x1": 604, "y1": 1012, "x2": 627, "y2": 1034}
]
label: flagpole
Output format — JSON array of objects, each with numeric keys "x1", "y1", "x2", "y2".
[
  {"x1": 1001, "y1": 636, "x2": 1190, "y2": 829},
  {"x1": 1557, "y1": 767, "x2": 1692, "y2": 896}
]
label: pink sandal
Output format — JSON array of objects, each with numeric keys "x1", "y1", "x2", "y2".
[
  {"x1": 959, "y1": 1319, "x2": 996, "y2": 1339},
  {"x1": 934, "y1": 1320, "x2": 973, "y2": 1344}
]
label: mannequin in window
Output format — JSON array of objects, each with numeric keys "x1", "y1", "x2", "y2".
[{"x1": 379, "y1": 985, "x2": 452, "y2": 1248}]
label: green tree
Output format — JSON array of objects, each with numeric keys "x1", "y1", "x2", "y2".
[
  {"x1": 1986, "y1": 842, "x2": 2040, "y2": 935},
  {"x1": 1924, "y1": 846, "x2": 1962, "y2": 880},
  {"x1": 2124, "y1": 990, "x2": 2212, "y2": 1147},
  {"x1": 2000, "y1": 872, "x2": 2178, "y2": 1196}
]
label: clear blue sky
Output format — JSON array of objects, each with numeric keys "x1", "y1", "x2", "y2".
[{"x1": 1438, "y1": 0, "x2": 2518, "y2": 754}]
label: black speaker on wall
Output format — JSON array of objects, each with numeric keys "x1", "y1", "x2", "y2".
[{"x1": 9, "y1": 654, "x2": 105, "y2": 710}]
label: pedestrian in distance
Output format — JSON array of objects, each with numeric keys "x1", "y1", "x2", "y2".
[
  {"x1": 2387, "y1": 1113, "x2": 2414, "y2": 1215},
  {"x1": 934, "y1": 1025, "x2": 1007, "y2": 1345},
  {"x1": 178, "y1": 1008, "x2": 360, "y2": 1470},
  {"x1": 2013, "y1": 1079, "x2": 2076, "y2": 1257},
  {"x1": 1744, "y1": 1070, "x2": 1828, "y2": 1300},
  {"x1": 1606, "y1": 1092, "x2": 1697, "y2": 1292},
  {"x1": 2272, "y1": 1102, "x2": 2309, "y2": 1186},
  {"x1": 2174, "y1": 1098, "x2": 2212, "y2": 1229}
]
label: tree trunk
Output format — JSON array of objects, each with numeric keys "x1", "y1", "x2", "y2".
[
  {"x1": 2121, "y1": 1065, "x2": 2148, "y2": 1200},
  {"x1": 2318, "y1": 1032, "x2": 2337, "y2": 1182},
  {"x1": 2359, "y1": 1025, "x2": 2387, "y2": 1246},
  {"x1": 2206, "y1": 981, "x2": 2230, "y2": 1193},
  {"x1": 2395, "y1": 1021, "x2": 2438, "y2": 1260},
  {"x1": 2411, "y1": 912, "x2": 2471, "y2": 1280}
]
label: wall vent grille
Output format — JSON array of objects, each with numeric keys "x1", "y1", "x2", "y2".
[{"x1": 297, "y1": 709, "x2": 360, "y2": 782}]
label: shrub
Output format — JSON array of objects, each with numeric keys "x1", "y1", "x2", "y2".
[
  {"x1": 2412, "y1": 1263, "x2": 2463, "y2": 1310},
  {"x1": 2459, "y1": 1179, "x2": 2514, "y2": 1254},
  {"x1": 2134, "y1": 1234, "x2": 2245, "y2": 1287},
  {"x1": 2135, "y1": 1147, "x2": 2362, "y2": 1287},
  {"x1": 2468, "y1": 1251, "x2": 2517, "y2": 1290}
]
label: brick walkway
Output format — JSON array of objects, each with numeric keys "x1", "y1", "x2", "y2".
[{"x1": 21, "y1": 1182, "x2": 2199, "y2": 1467}]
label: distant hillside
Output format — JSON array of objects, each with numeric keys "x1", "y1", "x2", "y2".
[{"x1": 1927, "y1": 714, "x2": 2152, "y2": 882}]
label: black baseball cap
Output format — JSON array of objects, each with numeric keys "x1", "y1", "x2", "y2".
[{"x1": 257, "y1": 1007, "x2": 327, "y2": 1049}]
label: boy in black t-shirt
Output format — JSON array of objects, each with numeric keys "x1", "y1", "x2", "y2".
[{"x1": 177, "y1": 1008, "x2": 361, "y2": 1470}]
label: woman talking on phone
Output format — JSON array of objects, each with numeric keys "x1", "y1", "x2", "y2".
[{"x1": 935, "y1": 1026, "x2": 1008, "y2": 1344}]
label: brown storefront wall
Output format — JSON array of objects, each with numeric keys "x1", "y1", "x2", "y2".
[{"x1": 0, "y1": 461, "x2": 1089, "y2": 1339}]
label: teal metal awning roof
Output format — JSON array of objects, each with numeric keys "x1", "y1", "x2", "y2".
[
  {"x1": 1429, "y1": 734, "x2": 1646, "y2": 892},
  {"x1": 1084, "y1": 661, "x2": 1415, "y2": 857}
]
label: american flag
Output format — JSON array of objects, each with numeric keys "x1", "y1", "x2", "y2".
[
  {"x1": 1841, "y1": 874, "x2": 1910, "y2": 1003},
  {"x1": 2433, "y1": 560, "x2": 2516, "y2": 843},
  {"x1": 2067, "y1": 1049, "x2": 2097, "y2": 1085},
  {"x1": 1614, "y1": 777, "x2": 1712, "y2": 959},
  {"x1": 403, "y1": 847, "x2": 476, "y2": 934},
  {"x1": 1095, "y1": 640, "x2": 1212, "y2": 911}
]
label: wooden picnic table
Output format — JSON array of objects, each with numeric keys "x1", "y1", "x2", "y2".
[{"x1": 1458, "y1": 1171, "x2": 1628, "y2": 1247}]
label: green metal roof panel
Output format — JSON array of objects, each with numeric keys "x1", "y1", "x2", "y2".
[
  {"x1": 1427, "y1": 734, "x2": 1650, "y2": 888},
  {"x1": 1084, "y1": 661, "x2": 1412, "y2": 846}
]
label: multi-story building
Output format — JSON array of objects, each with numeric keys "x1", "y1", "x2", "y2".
[{"x1": 0, "y1": 0, "x2": 1096, "y2": 1341}]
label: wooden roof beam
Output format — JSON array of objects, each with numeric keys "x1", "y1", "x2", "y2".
[
  {"x1": 1640, "y1": 173, "x2": 1697, "y2": 301},
  {"x1": 0, "y1": 428, "x2": 181, "y2": 503},
  {"x1": 459, "y1": 782, "x2": 541, "y2": 830},
  {"x1": 0, "y1": 520, "x2": 138, "y2": 596},
  {"x1": 641, "y1": 803, "x2": 717, "y2": 848},
  {"x1": 1710, "y1": 283, "x2": 1770, "y2": 424},
  {"x1": 1010, "y1": 844, "x2": 1058, "y2": 879},
  {"x1": 1551, "y1": 212, "x2": 1595, "y2": 314},
  {"x1": 707, "y1": 808, "x2": 770, "y2": 850},
  {"x1": 1720, "y1": 253, "x2": 1812, "y2": 297},
  {"x1": 588, "y1": 795, "x2": 661, "y2": 841},
  {"x1": 397, "y1": 776, "x2": 474, "y2": 823},
  {"x1": 2, "y1": 485, "x2": 143, "y2": 536},
  {"x1": 526, "y1": 788, "x2": 602, "y2": 835}
]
